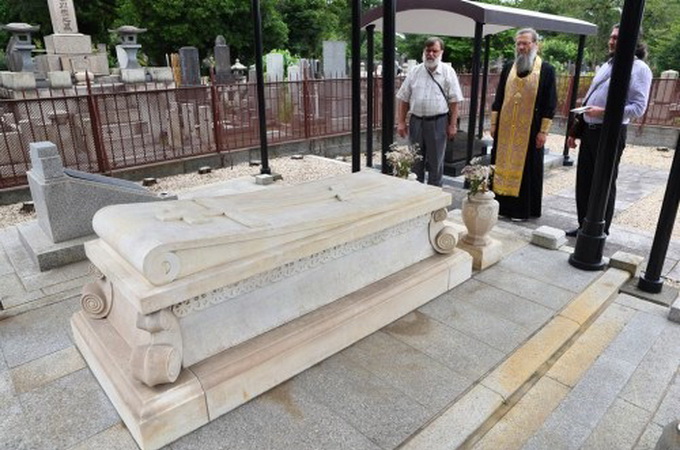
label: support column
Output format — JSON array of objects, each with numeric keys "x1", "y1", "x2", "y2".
[{"x1": 569, "y1": 0, "x2": 647, "y2": 270}]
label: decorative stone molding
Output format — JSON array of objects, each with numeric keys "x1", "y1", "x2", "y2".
[
  {"x1": 130, "y1": 309, "x2": 183, "y2": 387},
  {"x1": 171, "y1": 215, "x2": 430, "y2": 317},
  {"x1": 429, "y1": 208, "x2": 457, "y2": 254},
  {"x1": 80, "y1": 277, "x2": 112, "y2": 319}
]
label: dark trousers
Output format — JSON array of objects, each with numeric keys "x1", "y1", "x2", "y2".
[
  {"x1": 409, "y1": 114, "x2": 448, "y2": 187},
  {"x1": 576, "y1": 124, "x2": 627, "y2": 234}
]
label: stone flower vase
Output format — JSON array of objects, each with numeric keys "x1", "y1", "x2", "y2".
[{"x1": 461, "y1": 191, "x2": 499, "y2": 246}]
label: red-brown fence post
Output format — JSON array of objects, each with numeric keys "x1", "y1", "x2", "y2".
[
  {"x1": 210, "y1": 69, "x2": 223, "y2": 157},
  {"x1": 85, "y1": 76, "x2": 110, "y2": 174}
]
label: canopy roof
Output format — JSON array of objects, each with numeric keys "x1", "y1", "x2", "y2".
[{"x1": 361, "y1": 0, "x2": 598, "y2": 37}]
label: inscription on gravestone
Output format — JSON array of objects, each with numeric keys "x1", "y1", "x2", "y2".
[
  {"x1": 179, "y1": 46, "x2": 201, "y2": 86},
  {"x1": 47, "y1": 0, "x2": 78, "y2": 34}
]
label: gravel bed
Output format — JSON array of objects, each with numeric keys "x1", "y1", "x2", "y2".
[{"x1": 0, "y1": 137, "x2": 676, "y2": 238}]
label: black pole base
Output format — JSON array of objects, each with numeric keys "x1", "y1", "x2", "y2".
[
  {"x1": 637, "y1": 275, "x2": 663, "y2": 293},
  {"x1": 260, "y1": 166, "x2": 271, "y2": 175},
  {"x1": 562, "y1": 155, "x2": 574, "y2": 167},
  {"x1": 569, "y1": 225, "x2": 607, "y2": 271}
]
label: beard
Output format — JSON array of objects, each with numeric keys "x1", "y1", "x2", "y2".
[
  {"x1": 515, "y1": 47, "x2": 537, "y2": 74},
  {"x1": 423, "y1": 51, "x2": 442, "y2": 70}
]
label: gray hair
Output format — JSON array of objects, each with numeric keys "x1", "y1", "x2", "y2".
[
  {"x1": 424, "y1": 37, "x2": 445, "y2": 50},
  {"x1": 515, "y1": 28, "x2": 539, "y2": 42}
]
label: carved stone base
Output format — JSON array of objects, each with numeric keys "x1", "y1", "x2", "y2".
[
  {"x1": 72, "y1": 250, "x2": 472, "y2": 450},
  {"x1": 457, "y1": 237, "x2": 503, "y2": 271}
]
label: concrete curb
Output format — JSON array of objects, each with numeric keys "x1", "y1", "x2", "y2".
[{"x1": 402, "y1": 267, "x2": 631, "y2": 450}]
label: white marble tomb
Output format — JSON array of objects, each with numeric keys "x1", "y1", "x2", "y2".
[{"x1": 71, "y1": 171, "x2": 472, "y2": 449}]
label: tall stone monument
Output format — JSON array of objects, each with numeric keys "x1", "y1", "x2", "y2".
[
  {"x1": 323, "y1": 41, "x2": 347, "y2": 78},
  {"x1": 35, "y1": 0, "x2": 109, "y2": 76},
  {"x1": 213, "y1": 35, "x2": 234, "y2": 84}
]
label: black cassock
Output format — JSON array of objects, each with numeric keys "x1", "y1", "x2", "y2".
[{"x1": 491, "y1": 61, "x2": 557, "y2": 220}]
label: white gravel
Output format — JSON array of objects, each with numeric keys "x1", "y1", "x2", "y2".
[{"x1": 1, "y1": 137, "x2": 676, "y2": 238}]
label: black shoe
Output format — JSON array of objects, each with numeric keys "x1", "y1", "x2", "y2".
[{"x1": 565, "y1": 228, "x2": 579, "y2": 237}]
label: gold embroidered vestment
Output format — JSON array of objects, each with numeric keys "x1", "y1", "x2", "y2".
[{"x1": 494, "y1": 57, "x2": 542, "y2": 197}]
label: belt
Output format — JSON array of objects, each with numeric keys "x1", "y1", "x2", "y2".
[
  {"x1": 412, "y1": 113, "x2": 448, "y2": 121},
  {"x1": 587, "y1": 123, "x2": 628, "y2": 130}
]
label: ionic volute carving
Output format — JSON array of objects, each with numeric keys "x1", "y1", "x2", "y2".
[
  {"x1": 429, "y1": 208, "x2": 458, "y2": 254},
  {"x1": 80, "y1": 276, "x2": 113, "y2": 319},
  {"x1": 130, "y1": 308, "x2": 183, "y2": 387}
]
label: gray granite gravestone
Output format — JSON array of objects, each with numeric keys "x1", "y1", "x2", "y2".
[
  {"x1": 179, "y1": 46, "x2": 201, "y2": 86},
  {"x1": 18, "y1": 141, "x2": 175, "y2": 271},
  {"x1": 265, "y1": 53, "x2": 284, "y2": 82},
  {"x1": 214, "y1": 35, "x2": 234, "y2": 84},
  {"x1": 323, "y1": 41, "x2": 346, "y2": 78}
]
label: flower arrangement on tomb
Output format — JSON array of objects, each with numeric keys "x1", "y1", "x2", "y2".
[
  {"x1": 386, "y1": 143, "x2": 421, "y2": 179},
  {"x1": 461, "y1": 157, "x2": 494, "y2": 197}
]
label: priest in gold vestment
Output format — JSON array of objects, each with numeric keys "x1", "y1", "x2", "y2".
[{"x1": 491, "y1": 28, "x2": 557, "y2": 221}]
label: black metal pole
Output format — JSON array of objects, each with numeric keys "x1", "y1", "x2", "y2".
[
  {"x1": 569, "y1": 0, "x2": 646, "y2": 271},
  {"x1": 351, "y1": 0, "x2": 361, "y2": 173},
  {"x1": 251, "y1": 0, "x2": 270, "y2": 174},
  {"x1": 366, "y1": 24, "x2": 375, "y2": 167},
  {"x1": 562, "y1": 34, "x2": 585, "y2": 167},
  {"x1": 381, "y1": 0, "x2": 396, "y2": 173},
  {"x1": 477, "y1": 34, "x2": 491, "y2": 139},
  {"x1": 638, "y1": 131, "x2": 680, "y2": 293},
  {"x1": 466, "y1": 22, "x2": 483, "y2": 164}
]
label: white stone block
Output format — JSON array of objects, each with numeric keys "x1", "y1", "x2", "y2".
[
  {"x1": 147, "y1": 67, "x2": 174, "y2": 82},
  {"x1": 609, "y1": 251, "x2": 644, "y2": 277},
  {"x1": 458, "y1": 237, "x2": 502, "y2": 270},
  {"x1": 47, "y1": 71, "x2": 72, "y2": 89},
  {"x1": 255, "y1": 174, "x2": 274, "y2": 185},
  {"x1": 45, "y1": 34, "x2": 92, "y2": 55},
  {"x1": 670, "y1": 294, "x2": 680, "y2": 323},
  {"x1": 1, "y1": 72, "x2": 36, "y2": 90},
  {"x1": 531, "y1": 225, "x2": 567, "y2": 250},
  {"x1": 121, "y1": 68, "x2": 146, "y2": 84}
]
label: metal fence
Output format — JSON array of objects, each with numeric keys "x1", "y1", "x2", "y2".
[{"x1": 1, "y1": 74, "x2": 678, "y2": 189}]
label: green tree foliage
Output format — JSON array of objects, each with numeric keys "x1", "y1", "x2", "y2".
[
  {"x1": 116, "y1": 0, "x2": 288, "y2": 65},
  {"x1": 279, "y1": 0, "x2": 337, "y2": 58}
]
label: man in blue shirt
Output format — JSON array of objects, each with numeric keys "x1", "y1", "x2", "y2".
[{"x1": 566, "y1": 25, "x2": 652, "y2": 237}]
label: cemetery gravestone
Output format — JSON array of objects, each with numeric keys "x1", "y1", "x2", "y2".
[
  {"x1": 323, "y1": 41, "x2": 346, "y2": 78},
  {"x1": 179, "y1": 47, "x2": 201, "y2": 86},
  {"x1": 214, "y1": 36, "x2": 234, "y2": 84}
]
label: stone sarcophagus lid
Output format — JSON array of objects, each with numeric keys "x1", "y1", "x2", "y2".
[{"x1": 71, "y1": 171, "x2": 472, "y2": 450}]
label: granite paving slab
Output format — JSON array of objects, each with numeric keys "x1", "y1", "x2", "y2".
[
  {"x1": 18, "y1": 368, "x2": 120, "y2": 449},
  {"x1": 0, "y1": 396, "x2": 40, "y2": 449},
  {"x1": 384, "y1": 311, "x2": 505, "y2": 381},
  {"x1": 0, "y1": 226, "x2": 91, "y2": 292},
  {"x1": 171, "y1": 379, "x2": 381, "y2": 450},
  {"x1": 652, "y1": 369, "x2": 680, "y2": 427},
  {"x1": 601, "y1": 310, "x2": 668, "y2": 366},
  {"x1": 453, "y1": 278, "x2": 555, "y2": 328},
  {"x1": 0, "y1": 246, "x2": 12, "y2": 277},
  {"x1": 523, "y1": 355, "x2": 637, "y2": 450},
  {"x1": 634, "y1": 422, "x2": 665, "y2": 449},
  {"x1": 580, "y1": 398, "x2": 652, "y2": 450},
  {"x1": 339, "y1": 331, "x2": 470, "y2": 412},
  {"x1": 473, "y1": 264, "x2": 575, "y2": 311},
  {"x1": 619, "y1": 322, "x2": 680, "y2": 413},
  {"x1": 0, "y1": 297, "x2": 80, "y2": 368},
  {"x1": 495, "y1": 245, "x2": 601, "y2": 293},
  {"x1": 70, "y1": 424, "x2": 138, "y2": 450},
  {"x1": 295, "y1": 353, "x2": 431, "y2": 449},
  {"x1": 420, "y1": 292, "x2": 529, "y2": 353},
  {"x1": 10, "y1": 346, "x2": 85, "y2": 394}
]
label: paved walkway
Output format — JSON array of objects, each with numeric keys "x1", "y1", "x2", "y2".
[{"x1": 0, "y1": 156, "x2": 679, "y2": 449}]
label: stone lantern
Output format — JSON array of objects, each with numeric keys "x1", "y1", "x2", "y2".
[
  {"x1": 231, "y1": 59, "x2": 247, "y2": 82},
  {"x1": 1, "y1": 23, "x2": 40, "y2": 72},
  {"x1": 109, "y1": 25, "x2": 147, "y2": 69}
]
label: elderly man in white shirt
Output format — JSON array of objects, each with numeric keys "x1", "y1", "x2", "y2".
[{"x1": 397, "y1": 37, "x2": 463, "y2": 187}]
